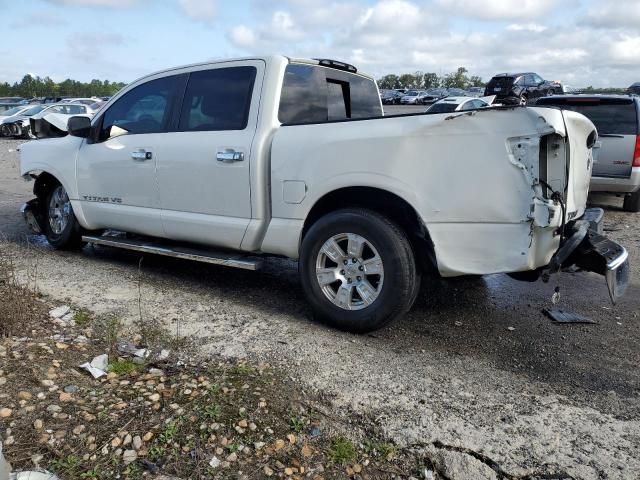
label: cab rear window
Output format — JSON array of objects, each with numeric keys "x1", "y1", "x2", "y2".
[
  {"x1": 537, "y1": 98, "x2": 638, "y2": 135},
  {"x1": 278, "y1": 64, "x2": 382, "y2": 125}
]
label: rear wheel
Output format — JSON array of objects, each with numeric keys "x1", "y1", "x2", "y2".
[
  {"x1": 623, "y1": 190, "x2": 640, "y2": 212},
  {"x1": 300, "y1": 209, "x2": 419, "y2": 333},
  {"x1": 43, "y1": 183, "x2": 84, "y2": 250}
]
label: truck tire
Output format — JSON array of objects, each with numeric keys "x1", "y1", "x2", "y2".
[
  {"x1": 300, "y1": 208, "x2": 419, "y2": 333},
  {"x1": 43, "y1": 182, "x2": 84, "y2": 250},
  {"x1": 623, "y1": 190, "x2": 640, "y2": 212}
]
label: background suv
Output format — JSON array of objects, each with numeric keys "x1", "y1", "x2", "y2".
[
  {"x1": 537, "y1": 95, "x2": 640, "y2": 212},
  {"x1": 484, "y1": 72, "x2": 560, "y2": 105}
]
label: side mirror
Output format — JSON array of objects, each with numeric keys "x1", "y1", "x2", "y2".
[{"x1": 67, "y1": 116, "x2": 92, "y2": 138}]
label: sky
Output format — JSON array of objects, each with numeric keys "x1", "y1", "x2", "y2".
[{"x1": 0, "y1": 0, "x2": 638, "y2": 88}]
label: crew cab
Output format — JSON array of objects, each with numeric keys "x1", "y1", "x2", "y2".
[{"x1": 19, "y1": 56, "x2": 630, "y2": 332}]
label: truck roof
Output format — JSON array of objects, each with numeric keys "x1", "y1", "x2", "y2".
[{"x1": 129, "y1": 55, "x2": 375, "y2": 86}]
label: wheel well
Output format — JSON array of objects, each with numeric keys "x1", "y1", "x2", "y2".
[
  {"x1": 33, "y1": 172, "x2": 60, "y2": 200},
  {"x1": 302, "y1": 187, "x2": 438, "y2": 274}
]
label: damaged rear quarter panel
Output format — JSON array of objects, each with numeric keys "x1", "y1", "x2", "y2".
[{"x1": 270, "y1": 107, "x2": 574, "y2": 276}]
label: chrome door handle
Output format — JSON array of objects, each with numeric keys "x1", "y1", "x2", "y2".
[
  {"x1": 216, "y1": 150, "x2": 244, "y2": 162},
  {"x1": 131, "y1": 150, "x2": 152, "y2": 160}
]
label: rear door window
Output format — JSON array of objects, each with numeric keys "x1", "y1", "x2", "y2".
[
  {"x1": 279, "y1": 63, "x2": 382, "y2": 125},
  {"x1": 538, "y1": 99, "x2": 638, "y2": 135},
  {"x1": 178, "y1": 66, "x2": 257, "y2": 131}
]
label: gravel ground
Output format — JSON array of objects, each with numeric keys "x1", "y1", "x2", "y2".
[{"x1": 1, "y1": 137, "x2": 639, "y2": 479}]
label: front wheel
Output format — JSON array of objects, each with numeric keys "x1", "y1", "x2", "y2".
[
  {"x1": 43, "y1": 183, "x2": 84, "y2": 250},
  {"x1": 300, "y1": 209, "x2": 419, "y2": 333}
]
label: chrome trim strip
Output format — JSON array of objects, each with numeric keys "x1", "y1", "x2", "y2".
[
  {"x1": 82, "y1": 236, "x2": 262, "y2": 271},
  {"x1": 607, "y1": 247, "x2": 629, "y2": 270}
]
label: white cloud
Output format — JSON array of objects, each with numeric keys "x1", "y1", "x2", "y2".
[
  {"x1": 228, "y1": 25, "x2": 256, "y2": 49},
  {"x1": 436, "y1": 0, "x2": 560, "y2": 20},
  {"x1": 583, "y1": 0, "x2": 640, "y2": 29},
  {"x1": 609, "y1": 35, "x2": 640, "y2": 65},
  {"x1": 507, "y1": 23, "x2": 547, "y2": 33},
  {"x1": 178, "y1": 0, "x2": 216, "y2": 21},
  {"x1": 44, "y1": 0, "x2": 138, "y2": 6},
  {"x1": 66, "y1": 32, "x2": 126, "y2": 63},
  {"x1": 223, "y1": 0, "x2": 640, "y2": 88}
]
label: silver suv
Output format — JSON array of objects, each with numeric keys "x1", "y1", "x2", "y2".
[{"x1": 537, "y1": 95, "x2": 640, "y2": 212}]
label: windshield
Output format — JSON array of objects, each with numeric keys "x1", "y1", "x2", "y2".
[
  {"x1": 20, "y1": 105, "x2": 47, "y2": 116},
  {"x1": 427, "y1": 103, "x2": 458, "y2": 114},
  {"x1": 405, "y1": 91, "x2": 419, "y2": 96},
  {"x1": 1, "y1": 107, "x2": 25, "y2": 116}
]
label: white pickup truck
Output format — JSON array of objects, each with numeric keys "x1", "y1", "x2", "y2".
[{"x1": 19, "y1": 55, "x2": 630, "y2": 332}]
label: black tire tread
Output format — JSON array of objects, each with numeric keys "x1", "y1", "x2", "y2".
[
  {"x1": 42, "y1": 182, "x2": 84, "y2": 250},
  {"x1": 623, "y1": 190, "x2": 640, "y2": 213},
  {"x1": 300, "y1": 208, "x2": 419, "y2": 333}
]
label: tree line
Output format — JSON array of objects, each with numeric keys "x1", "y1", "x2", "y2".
[
  {"x1": 0, "y1": 74, "x2": 127, "y2": 99},
  {"x1": 377, "y1": 67, "x2": 485, "y2": 90}
]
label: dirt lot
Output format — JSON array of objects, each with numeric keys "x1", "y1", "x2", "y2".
[{"x1": 1, "y1": 137, "x2": 639, "y2": 479}]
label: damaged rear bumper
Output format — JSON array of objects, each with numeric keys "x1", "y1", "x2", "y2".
[{"x1": 555, "y1": 208, "x2": 630, "y2": 303}]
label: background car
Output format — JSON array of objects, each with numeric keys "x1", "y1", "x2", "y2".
[
  {"x1": 445, "y1": 88, "x2": 468, "y2": 97},
  {"x1": 537, "y1": 95, "x2": 640, "y2": 212},
  {"x1": 466, "y1": 86, "x2": 484, "y2": 97},
  {"x1": 0, "y1": 105, "x2": 34, "y2": 121},
  {"x1": 420, "y1": 88, "x2": 449, "y2": 104},
  {"x1": 381, "y1": 90, "x2": 403, "y2": 104},
  {"x1": 60, "y1": 97, "x2": 100, "y2": 106},
  {"x1": 1, "y1": 103, "x2": 96, "y2": 138},
  {"x1": 627, "y1": 82, "x2": 640, "y2": 95},
  {"x1": 484, "y1": 72, "x2": 558, "y2": 105},
  {"x1": 400, "y1": 90, "x2": 429, "y2": 104},
  {"x1": 426, "y1": 96, "x2": 490, "y2": 114}
]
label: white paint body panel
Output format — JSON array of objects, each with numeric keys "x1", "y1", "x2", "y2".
[{"x1": 19, "y1": 55, "x2": 597, "y2": 279}]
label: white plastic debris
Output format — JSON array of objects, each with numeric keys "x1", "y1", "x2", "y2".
[
  {"x1": 12, "y1": 473, "x2": 61, "y2": 480},
  {"x1": 80, "y1": 354, "x2": 108, "y2": 378},
  {"x1": 209, "y1": 456, "x2": 221, "y2": 469},
  {"x1": 49, "y1": 306, "x2": 71, "y2": 319},
  {"x1": 117, "y1": 340, "x2": 148, "y2": 359},
  {"x1": 157, "y1": 349, "x2": 170, "y2": 361},
  {"x1": 1, "y1": 443, "x2": 11, "y2": 480}
]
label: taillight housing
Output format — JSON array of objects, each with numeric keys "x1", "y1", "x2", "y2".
[{"x1": 634, "y1": 135, "x2": 640, "y2": 167}]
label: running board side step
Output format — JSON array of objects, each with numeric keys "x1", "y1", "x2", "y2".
[{"x1": 82, "y1": 235, "x2": 262, "y2": 271}]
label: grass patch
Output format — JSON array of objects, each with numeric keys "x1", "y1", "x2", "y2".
[
  {"x1": 107, "y1": 359, "x2": 139, "y2": 375},
  {"x1": 202, "y1": 403, "x2": 221, "y2": 419},
  {"x1": 364, "y1": 439, "x2": 397, "y2": 460},
  {"x1": 327, "y1": 436, "x2": 357, "y2": 465},
  {"x1": 290, "y1": 415, "x2": 307, "y2": 433},
  {"x1": 49, "y1": 454, "x2": 82, "y2": 476},
  {"x1": 229, "y1": 363, "x2": 256, "y2": 376},
  {"x1": 73, "y1": 309, "x2": 92, "y2": 325}
]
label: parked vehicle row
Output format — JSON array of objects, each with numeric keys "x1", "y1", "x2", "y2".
[
  {"x1": 425, "y1": 96, "x2": 491, "y2": 114},
  {"x1": 381, "y1": 88, "x2": 477, "y2": 105},
  {"x1": 0, "y1": 102, "x2": 99, "y2": 139}
]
